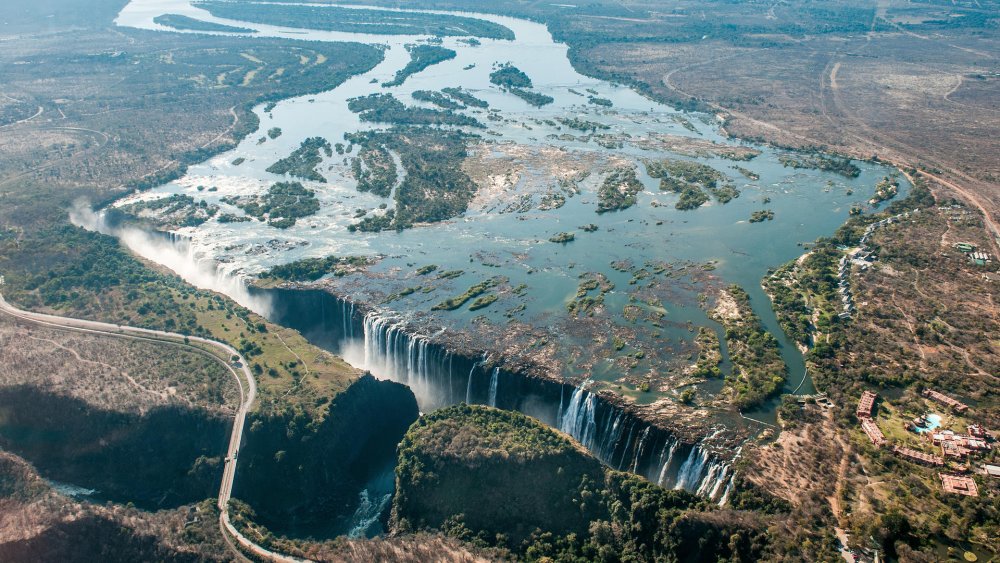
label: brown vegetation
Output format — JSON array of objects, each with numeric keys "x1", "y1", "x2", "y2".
[
  {"x1": 0, "y1": 313, "x2": 237, "y2": 414},
  {"x1": 0, "y1": 451, "x2": 230, "y2": 561}
]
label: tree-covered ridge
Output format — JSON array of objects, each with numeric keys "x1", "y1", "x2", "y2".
[
  {"x1": 266, "y1": 137, "x2": 332, "y2": 182},
  {"x1": 401, "y1": 404, "x2": 580, "y2": 466},
  {"x1": 223, "y1": 181, "x2": 319, "y2": 229},
  {"x1": 153, "y1": 14, "x2": 257, "y2": 34},
  {"x1": 383, "y1": 45, "x2": 457, "y2": 87},
  {"x1": 347, "y1": 93, "x2": 485, "y2": 128},
  {"x1": 194, "y1": 1, "x2": 514, "y2": 39},
  {"x1": 392, "y1": 404, "x2": 771, "y2": 561}
]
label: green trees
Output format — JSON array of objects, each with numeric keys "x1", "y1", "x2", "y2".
[
  {"x1": 383, "y1": 45, "x2": 457, "y2": 87},
  {"x1": 228, "y1": 181, "x2": 320, "y2": 229},
  {"x1": 645, "y1": 158, "x2": 737, "y2": 210},
  {"x1": 265, "y1": 137, "x2": 331, "y2": 182},
  {"x1": 489, "y1": 64, "x2": 554, "y2": 106},
  {"x1": 596, "y1": 167, "x2": 644, "y2": 213},
  {"x1": 392, "y1": 405, "x2": 770, "y2": 561},
  {"x1": 347, "y1": 93, "x2": 485, "y2": 128},
  {"x1": 345, "y1": 128, "x2": 478, "y2": 232}
]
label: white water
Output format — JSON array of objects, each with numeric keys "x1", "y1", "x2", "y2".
[
  {"x1": 487, "y1": 366, "x2": 499, "y2": 407},
  {"x1": 70, "y1": 204, "x2": 273, "y2": 315}
]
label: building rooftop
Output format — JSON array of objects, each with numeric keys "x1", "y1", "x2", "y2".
[
  {"x1": 922, "y1": 389, "x2": 969, "y2": 412},
  {"x1": 940, "y1": 473, "x2": 979, "y2": 497},
  {"x1": 857, "y1": 390, "x2": 878, "y2": 419},
  {"x1": 893, "y1": 445, "x2": 944, "y2": 466},
  {"x1": 861, "y1": 419, "x2": 886, "y2": 447}
]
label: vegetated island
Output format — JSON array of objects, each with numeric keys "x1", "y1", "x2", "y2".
[
  {"x1": 489, "y1": 63, "x2": 554, "y2": 107},
  {"x1": 431, "y1": 276, "x2": 506, "y2": 311},
  {"x1": 778, "y1": 152, "x2": 861, "y2": 178},
  {"x1": 411, "y1": 90, "x2": 464, "y2": 110},
  {"x1": 383, "y1": 45, "x2": 457, "y2": 87},
  {"x1": 441, "y1": 87, "x2": 489, "y2": 108},
  {"x1": 266, "y1": 136, "x2": 332, "y2": 182},
  {"x1": 153, "y1": 14, "x2": 257, "y2": 34},
  {"x1": 222, "y1": 181, "x2": 319, "y2": 229},
  {"x1": 193, "y1": 1, "x2": 514, "y2": 39},
  {"x1": 391, "y1": 404, "x2": 773, "y2": 561},
  {"x1": 596, "y1": 166, "x2": 644, "y2": 213},
  {"x1": 645, "y1": 158, "x2": 738, "y2": 210},
  {"x1": 257, "y1": 255, "x2": 376, "y2": 282},
  {"x1": 351, "y1": 144, "x2": 397, "y2": 197},
  {"x1": 347, "y1": 93, "x2": 485, "y2": 129},
  {"x1": 710, "y1": 285, "x2": 787, "y2": 409},
  {"x1": 345, "y1": 127, "x2": 478, "y2": 232},
  {"x1": 114, "y1": 194, "x2": 219, "y2": 229}
]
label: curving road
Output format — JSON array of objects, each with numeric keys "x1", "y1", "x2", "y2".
[{"x1": 0, "y1": 292, "x2": 309, "y2": 563}]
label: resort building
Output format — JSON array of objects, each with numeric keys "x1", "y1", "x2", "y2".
[
  {"x1": 861, "y1": 419, "x2": 886, "y2": 447},
  {"x1": 939, "y1": 473, "x2": 979, "y2": 497},
  {"x1": 857, "y1": 390, "x2": 878, "y2": 419},
  {"x1": 968, "y1": 424, "x2": 990, "y2": 439},
  {"x1": 922, "y1": 389, "x2": 969, "y2": 413},
  {"x1": 892, "y1": 445, "x2": 944, "y2": 467}
]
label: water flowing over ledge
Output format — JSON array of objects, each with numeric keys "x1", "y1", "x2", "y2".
[
  {"x1": 282, "y1": 289, "x2": 739, "y2": 503},
  {"x1": 75, "y1": 205, "x2": 741, "y2": 504}
]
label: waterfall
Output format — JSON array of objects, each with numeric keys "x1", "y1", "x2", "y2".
[
  {"x1": 631, "y1": 427, "x2": 651, "y2": 474},
  {"x1": 717, "y1": 475, "x2": 735, "y2": 506},
  {"x1": 465, "y1": 357, "x2": 480, "y2": 404},
  {"x1": 448, "y1": 354, "x2": 454, "y2": 404},
  {"x1": 654, "y1": 439, "x2": 678, "y2": 487},
  {"x1": 695, "y1": 462, "x2": 728, "y2": 498},
  {"x1": 70, "y1": 205, "x2": 272, "y2": 315},
  {"x1": 487, "y1": 367, "x2": 499, "y2": 407},
  {"x1": 559, "y1": 387, "x2": 598, "y2": 451},
  {"x1": 674, "y1": 446, "x2": 710, "y2": 492},
  {"x1": 359, "y1": 310, "x2": 733, "y2": 500},
  {"x1": 557, "y1": 386, "x2": 564, "y2": 428}
]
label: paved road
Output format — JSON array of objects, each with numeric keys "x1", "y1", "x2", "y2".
[{"x1": 0, "y1": 292, "x2": 308, "y2": 563}]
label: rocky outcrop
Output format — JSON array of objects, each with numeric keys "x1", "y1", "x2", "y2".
[{"x1": 390, "y1": 405, "x2": 769, "y2": 561}]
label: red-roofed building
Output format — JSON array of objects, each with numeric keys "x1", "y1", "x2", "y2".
[
  {"x1": 893, "y1": 445, "x2": 945, "y2": 466},
  {"x1": 922, "y1": 389, "x2": 969, "y2": 413},
  {"x1": 857, "y1": 390, "x2": 878, "y2": 419},
  {"x1": 940, "y1": 473, "x2": 979, "y2": 497},
  {"x1": 861, "y1": 419, "x2": 886, "y2": 447}
]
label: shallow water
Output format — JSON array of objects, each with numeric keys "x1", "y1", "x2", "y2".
[{"x1": 108, "y1": 0, "x2": 909, "y2": 407}]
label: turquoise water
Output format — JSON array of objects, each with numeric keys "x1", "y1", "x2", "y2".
[
  {"x1": 107, "y1": 0, "x2": 910, "y2": 407},
  {"x1": 916, "y1": 413, "x2": 943, "y2": 434}
]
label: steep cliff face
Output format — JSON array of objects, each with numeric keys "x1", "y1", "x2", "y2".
[
  {"x1": 233, "y1": 374, "x2": 419, "y2": 537},
  {"x1": 0, "y1": 451, "x2": 231, "y2": 562},
  {"x1": 0, "y1": 386, "x2": 230, "y2": 509},
  {"x1": 392, "y1": 404, "x2": 607, "y2": 543},
  {"x1": 391, "y1": 405, "x2": 771, "y2": 561}
]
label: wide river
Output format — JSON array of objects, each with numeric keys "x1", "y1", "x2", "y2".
[{"x1": 89, "y1": 0, "x2": 916, "y2": 537}]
